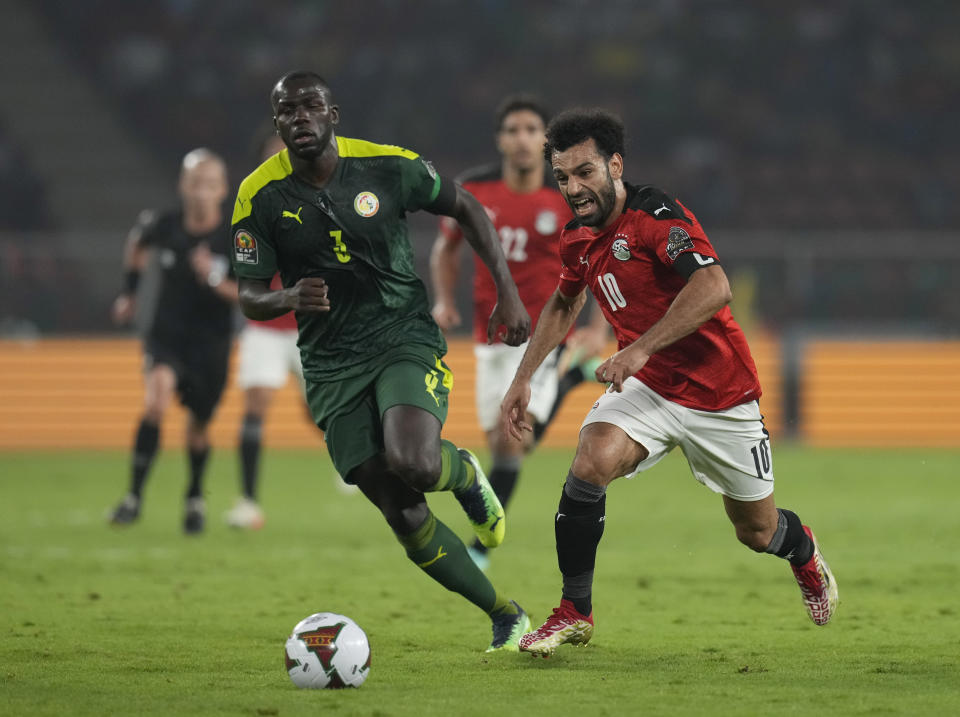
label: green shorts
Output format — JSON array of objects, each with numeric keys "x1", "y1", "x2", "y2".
[{"x1": 305, "y1": 344, "x2": 454, "y2": 481}]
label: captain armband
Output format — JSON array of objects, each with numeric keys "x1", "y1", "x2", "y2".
[{"x1": 672, "y1": 251, "x2": 719, "y2": 279}]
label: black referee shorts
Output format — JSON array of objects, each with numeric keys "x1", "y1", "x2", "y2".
[{"x1": 143, "y1": 334, "x2": 231, "y2": 424}]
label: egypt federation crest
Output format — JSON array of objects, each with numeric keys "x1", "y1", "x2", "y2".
[
  {"x1": 535, "y1": 210, "x2": 558, "y2": 235},
  {"x1": 354, "y1": 191, "x2": 380, "y2": 217},
  {"x1": 234, "y1": 230, "x2": 258, "y2": 264},
  {"x1": 611, "y1": 235, "x2": 631, "y2": 261}
]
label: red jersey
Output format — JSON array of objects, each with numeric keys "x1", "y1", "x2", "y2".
[
  {"x1": 440, "y1": 163, "x2": 572, "y2": 343},
  {"x1": 247, "y1": 274, "x2": 298, "y2": 330},
  {"x1": 557, "y1": 184, "x2": 760, "y2": 411}
]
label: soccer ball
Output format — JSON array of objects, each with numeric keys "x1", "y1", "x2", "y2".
[{"x1": 284, "y1": 612, "x2": 371, "y2": 689}]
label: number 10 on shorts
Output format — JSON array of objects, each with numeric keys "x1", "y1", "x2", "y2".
[{"x1": 750, "y1": 434, "x2": 772, "y2": 481}]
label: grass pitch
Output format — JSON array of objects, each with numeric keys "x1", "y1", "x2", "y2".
[{"x1": 1, "y1": 446, "x2": 958, "y2": 716}]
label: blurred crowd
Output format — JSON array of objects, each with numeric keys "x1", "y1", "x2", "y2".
[
  {"x1": 4, "y1": 1, "x2": 959, "y2": 334},
  {"x1": 0, "y1": 123, "x2": 53, "y2": 232},
  {"x1": 35, "y1": 0, "x2": 960, "y2": 231}
]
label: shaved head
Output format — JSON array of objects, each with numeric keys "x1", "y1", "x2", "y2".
[{"x1": 271, "y1": 71, "x2": 332, "y2": 108}]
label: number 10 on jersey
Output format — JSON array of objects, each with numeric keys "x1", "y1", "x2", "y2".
[{"x1": 597, "y1": 272, "x2": 627, "y2": 311}]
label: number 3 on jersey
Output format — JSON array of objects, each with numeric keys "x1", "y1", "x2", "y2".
[
  {"x1": 329, "y1": 230, "x2": 351, "y2": 263},
  {"x1": 597, "y1": 272, "x2": 627, "y2": 311}
]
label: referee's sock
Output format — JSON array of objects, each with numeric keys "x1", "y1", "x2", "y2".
[
  {"x1": 129, "y1": 418, "x2": 159, "y2": 499},
  {"x1": 186, "y1": 445, "x2": 210, "y2": 500}
]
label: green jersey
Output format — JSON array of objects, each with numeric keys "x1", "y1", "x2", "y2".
[{"x1": 230, "y1": 137, "x2": 452, "y2": 381}]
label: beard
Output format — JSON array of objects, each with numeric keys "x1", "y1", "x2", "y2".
[{"x1": 569, "y1": 169, "x2": 617, "y2": 228}]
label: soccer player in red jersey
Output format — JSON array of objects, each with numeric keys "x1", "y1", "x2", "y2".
[
  {"x1": 431, "y1": 96, "x2": 606, "y2": 570},
  {"x1": 227, "y1": 132, "x2": 302, "y2": 530},
  {"x1": 501, "y1": 109, "x2": 838, "y2": 656}
]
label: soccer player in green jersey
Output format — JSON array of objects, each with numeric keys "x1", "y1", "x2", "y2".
[{"x1": 230, "y1": 71, "x2": 532, "y2": 651}]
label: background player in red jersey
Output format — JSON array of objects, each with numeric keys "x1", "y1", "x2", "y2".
[
  {"x1": 501, "y1": 109, "x2": 839, "y2": 656},
  {"x1": 226, "y1": 131, "x2": 298, "y2": 530},
  {"x1": 430, "y1": 96, "x2": 606, "y2": 570}
]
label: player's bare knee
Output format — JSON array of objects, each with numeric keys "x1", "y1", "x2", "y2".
[
  {"x1": 572, "y1": 440, "x2": 639, "y2": 485},
  {"x1": 570, "y1": 451, "x2": 616, "y2": 485},
  {"x1": 384, "y1": 448, "x2": 440, "y2": 492},
  {"x1": 735, "y1": 523, "x2": 774, "y2": 552}
]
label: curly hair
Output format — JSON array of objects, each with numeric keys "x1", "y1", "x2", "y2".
[{"x1": 543, "y1": 108, "x2": 625, "y2": 161}]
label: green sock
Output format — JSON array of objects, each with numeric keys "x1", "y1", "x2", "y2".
[
  {"x1": 398, "y1": 511, "x2": 508, "y2": 615},
  {"x1": 429, "y1": 440, "x2": 476, "y2": 493}
]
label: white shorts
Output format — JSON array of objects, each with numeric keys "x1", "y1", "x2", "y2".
[
  {"x1": 474, "y1": 343, "x2": 561, "y2": 432},
  {"x1": 236, "y1": 325, "x2": 304, "y2": 391},
  {"x1": 581, "y1": 377, "x2": 774, "y2": 501}
]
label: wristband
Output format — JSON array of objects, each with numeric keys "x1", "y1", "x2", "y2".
[{"x1": 123, "y1": 269, "x2": 141, "y2": 294}]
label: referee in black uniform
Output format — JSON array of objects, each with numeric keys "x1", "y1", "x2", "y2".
[{"x1": 109, "y1": 148, "x2": 238, "y2": 533}]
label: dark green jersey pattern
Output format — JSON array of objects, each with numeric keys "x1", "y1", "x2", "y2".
[{"x1": 230, "y1": 137, "x2": 447, "y2": 381}]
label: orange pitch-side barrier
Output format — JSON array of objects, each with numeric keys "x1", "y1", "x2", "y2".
[{"x1": 2, "y1": 335, "x2": 955, "y2": 450}]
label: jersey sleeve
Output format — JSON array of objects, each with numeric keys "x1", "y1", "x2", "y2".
[
  {"x1": 400, "y1": 155, "x2": 456, "y2": 215},
  {"x1": 556, "y1": 237, "x2": 586, "y2": 297},
  {"x1": 132, "y1": 209, "x2": 160, "y2": 247},
  {"x1": 645, "y1": 212, "x2": 719, "y2": 279},
  {"x1": 230, "y1": 193, "x2": 278, "y2": 280}
]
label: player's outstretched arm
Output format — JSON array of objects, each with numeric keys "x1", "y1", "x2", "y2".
[
  {"x1": 429, "y1": 230, "x2": 462, "y2": 331},
  {"x1": 238, "y1": 276, "x2": 330, "y2": 321},
  {"x1": 501, "y1": 289, "x2": 586, "y2": 440},
  {"x1": 596, "y1": 264, "x2": 732, "y2": 392},
  {"x1": 447, "y1": 184, "x2": 529, "y2": 346}
]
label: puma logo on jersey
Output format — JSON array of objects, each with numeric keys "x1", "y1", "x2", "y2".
[
  {"x1": 654, "y1": 203, "x2": 670, "y2": 216},
  {"x1": 282, "y1": 206, "x2": 303, "y2": 224}
]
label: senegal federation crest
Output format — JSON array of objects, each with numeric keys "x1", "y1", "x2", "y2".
[{"x1": 354, "y1": 191, "x2": 380, "y2": 217}]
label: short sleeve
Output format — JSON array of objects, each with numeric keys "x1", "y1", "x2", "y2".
[
  {"x1": 401, "y1": 155, "x2": 447, "y2": 213},
  {"x1": 557, "y1": 238, "x2": 586, "y2": 296},
  {"x1": 230, "y1": 198, "x2": 278, "y2": 280},
  {"x1": 557, "y1": 262, "x2": 586, "y2": 297},
  {"x1": 642, "y1": 209, "x2": 720, "y2": 278},
  {"x1": 132, "y1": 209, "x2": 160, "y2": 246}
]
